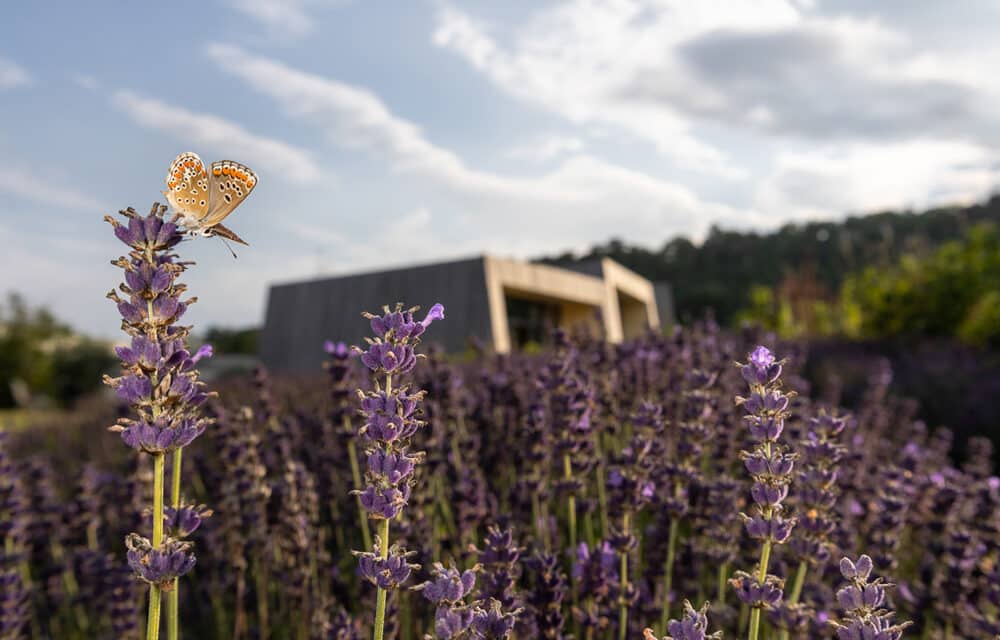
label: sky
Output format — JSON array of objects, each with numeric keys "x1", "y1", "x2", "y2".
[{"x1": 2, "y1": 0, "x2": 1000, "y2": 338}]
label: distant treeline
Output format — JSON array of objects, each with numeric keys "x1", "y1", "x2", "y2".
[{"x1": 543, "y1": 194, "x2": 1000, "y2": 326}]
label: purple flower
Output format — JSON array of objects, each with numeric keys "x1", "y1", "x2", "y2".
[
  {"x1": 354, "y1": 540, "x2": 419, "y2": 590},
  {"x1": 112, "y1": 416, "x2": 206, "y2": 455},
  {"x1": 433, "y1": 606, "x2": 474, "y2": 639},
  {"x1": 324, "y1": 340, "x2": 350, "y2": 358},
  {"x1": 360, "y1": 342, "x2": 417, "y2": 375},
  {"x1": 113, "y1": 374, "x2": 152, "y2": 404},
  {"x1": 645, "y1": 600, "x2": 722, "y2": 640},
  {"x1": 191, "y1": 344, "x2": 213, "y2": 363},
  {"x1": 741, "y1": 345, "x2": 783, "y2": 386},
  {"x1": 416, "y1": 562, "x2": 477, "y2": 604},
  {"x1": 729, "y1": 572, "x2": 784, "y2": 609},
  {"x1": 421, "y1": 302, "x2": 445, "y2": 327},
  {"x1": 831, "y1": 555, "x2": 911, "y2": 640},
  {"x1": 471, "y1": 598, "x2": 521, "y2": 639},
  {"x1": 359, "y1": 303, "x2": 444, "y2": 372},
  {"x1": 356, "y1": 484, "x2": 411, "y2": 520},
  {"x1": 164, "y1": 504, "x2": 212, "y2": 538},
  {"x1": 125, "y1": 533, "x2": 196, "y2": 590},
  {"x1": 735, "y1": 346, "x2": 797, "y2": 543},
  {"x1": 107, "y1": 211, "x2": 181, "y2": 251}
]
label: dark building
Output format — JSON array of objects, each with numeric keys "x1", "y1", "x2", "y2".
[{"x1": 259, "y1": 254, "x2": 667, "y2": 373}]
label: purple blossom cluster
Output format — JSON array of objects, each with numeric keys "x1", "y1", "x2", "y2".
[
  {"x1": 730, "y1": 346, "x2": 797, "y2": 640},
  {"x1": 352, "y1": 303, "x2": 444, "y2": 639},
  {"x1": 103, "y1": 204, "x2": 213, "y2": 639},
  {"x1": 4, "y1": 279, "x2": 997, "y2": 639},
  {"x1": 832, "y1": 555, "x2": 911, "y2": 640}
]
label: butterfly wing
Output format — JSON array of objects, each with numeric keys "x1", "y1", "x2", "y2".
[
  {"x1": 164, "y1": 152, "x2": 210, "y2": 222},
  {"x1": 204, "y1": 160, "x2": 258, "y2": 227}
]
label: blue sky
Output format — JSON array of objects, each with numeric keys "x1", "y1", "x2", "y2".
[{"x1": 3, "y1": 0, "x2": 1000, "y2": 337}]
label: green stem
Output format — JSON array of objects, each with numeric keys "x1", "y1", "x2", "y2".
[
  {"x1": 747, "y1": 540, "x2": 773, "y2": 640},
  {"x1": 255, "y1": 561, "x2": 269, "y2": 640},
  {"x1": 147, "y1": 453, "x2": 165, "y2": 640},
  {"x1": 658, "y1": 518, "x2": 680, "y2": 634},
  {"x1": 595, "y1": 439, "x2": 609, "y2": 540},
  {"x1": 618, "y1": 513, "x2": 630, "y2": 640},
  {"x1": 531, "y1": 492, "x2": 545, "y2": 550},
  {"x1": 147, "y1": 587, "x2": 162, "y2": 640},
  {"x1": 346, "y1": 420, "x2": 373, "y2": 551},
  {"x1": 717, "y1": 562, "x2": 729, "y2": 605},
  {"x1": 171, "y1": 449, "x2": 183, "y2": 508},
  {"x1": 167, "y1": 448, "x2": 183, "y2": 640},
  {"x1": 584, "y1": 510, "x2": 596, "y2": 549},
  {"x1": 776, "y1": 561, "x2": 808, "y2": 640},
  {"x1": 372, "y1": 518, "x2": 391, "y2": 640},
  {"x1": 563, "y1": 454, "x2": 577, "y2": 551},
  {"x1": 788, "y1": 560, "x2": 808, "y2": 601}
]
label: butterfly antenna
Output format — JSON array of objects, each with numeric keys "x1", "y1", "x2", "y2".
[{"x1": 221, "y1": 238, "x2": 239, "y2": 259}]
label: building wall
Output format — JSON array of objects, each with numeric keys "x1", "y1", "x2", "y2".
[
  {"x1": 259, "y1": 254, "x2": 668, "y2": 371},
  {"x1": 259, "y1": 257, "x2": 492, "y2": 372}
]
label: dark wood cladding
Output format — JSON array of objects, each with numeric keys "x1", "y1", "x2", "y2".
[{"x1": 259, "y1": 256, "x2": 491, "y2": 372}]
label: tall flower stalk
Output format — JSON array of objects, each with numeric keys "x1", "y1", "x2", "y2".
[
  {"x1": 607, "y1": 402, "x2": 656, "y2": 640},
  {"x1": 729, "y1": 346, "x2": 796, "y2": 640},
  {"x1": 104, "y1": 204, "x2": 212, "y2": 640},
  {"x1": 352, "y1": 303, "x2": 444, "y2": 640},
  {"x1": 776, "y1": 409, "x2": 847, "y2": 640}
]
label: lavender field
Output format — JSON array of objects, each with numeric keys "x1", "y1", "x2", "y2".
[{"x1": 1, "y1": 205, "x2": 997, "y2": 640}]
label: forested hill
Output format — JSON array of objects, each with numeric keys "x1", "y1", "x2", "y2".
[{"x1": 542, "y1": 195, "x2": 1000, "y2": 325}]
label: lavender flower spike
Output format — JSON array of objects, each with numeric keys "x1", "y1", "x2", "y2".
[
  {"x1": 354, "y1": 302, "x2": 443, "y2": 640},
  {"x1": 644, "y1": 601, "x2": 723, "y2": 640},
  {"x1": 731, "y1": 345, "x2": 797, "y2": 640},
  {"x1": 105, "y1": 203, "x2": 215, "y2": 640}
]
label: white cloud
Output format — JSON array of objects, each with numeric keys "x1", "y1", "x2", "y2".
[
  {"x1": 288, "y1": 206, "x2": 482, "y2": 275},
  {"x1": 221, "y1": 0, "x2": 347, "y2": 40},
  {"x1": 0, "y1": 56, "x2": 31, "y2": 89},
  {"x1": 0, "y1": 165, "x2": 105, "y2": 211},
  {"x1": 755, "y1": 140, "x2": 1000, "y2": 221},
  {"x1": 205, "y1": 42, "x2": 581, "y2": 201},
  {"x1": 430, "y1": 1, "x2": 800, "y2": 178},
  {"x1": 222, "y1": 0, "x2": 315, "y2": 38},
  {"x1": 112, "y1": 90, "x2": 322, "y2": 184},
  {"x1": 506, "y1": 134, "x2": 585, "y2": 162},
  {"x1": 204, "y1": 43, "x2": 752, "y2": 250},
  {"x1": 432, "y1": 1, "x2": 1000, "y2": 182}
]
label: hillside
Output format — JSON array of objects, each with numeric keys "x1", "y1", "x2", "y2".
[{"x1": 543, "y1": 195, "x2": 1000, "y2": 324}]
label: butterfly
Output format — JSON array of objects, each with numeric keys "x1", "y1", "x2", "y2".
[{"x1": 163, "y1": 151, "x2": 257, "y2": 246}]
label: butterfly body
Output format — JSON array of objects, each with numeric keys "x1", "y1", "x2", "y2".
[{"x1": 164, "y1": 151, "x2": 256, "y2": 245}]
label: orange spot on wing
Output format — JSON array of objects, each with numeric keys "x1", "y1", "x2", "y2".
[{"x1": 212, "y1": 167, "x2": 222, "y2": 176}]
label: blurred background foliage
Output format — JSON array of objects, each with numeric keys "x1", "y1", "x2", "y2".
[
  {"x1": 0, "y1": 293, "x2": 116, "y2": 409},
  {"x1": 737, "y1": 222, "x2": 1000, "y2": 346},
  {"x1": 551, "y1": 193, "x2": 1000, "y2": 330},
  {"x1": 4, "y1": 195, "x2": 999, "y2": 420},
  {"x1": 0, "y1": 294, "x2": 259, "y2": 410}
]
